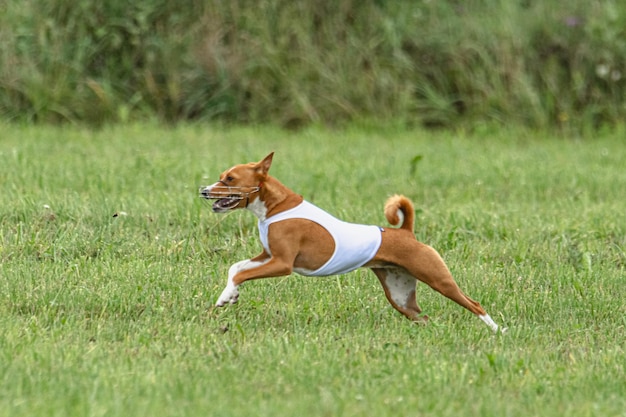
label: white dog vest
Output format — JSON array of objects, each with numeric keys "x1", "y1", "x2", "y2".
[{"x1": 257, "y1": 201, "x2": 382, "y2": 276}]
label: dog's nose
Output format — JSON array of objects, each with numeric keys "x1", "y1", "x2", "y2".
[{"x1": 199, "y1": 186, "x2": 211, "y2": 197}]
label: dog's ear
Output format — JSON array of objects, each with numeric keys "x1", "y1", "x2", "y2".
[{"x1": 256, "y1": 152, "x2": 274, "y2": 176}]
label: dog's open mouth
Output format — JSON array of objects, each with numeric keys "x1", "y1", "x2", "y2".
[
  {"x1": 199, "y1": 184, "x2": 259, "y2": 212},
  {"x1": 199, "y1": 187, "x2": 241, "y2": 211},
  {"x1": 212, "y1": 197, "x2": 241, "y2": 211}
]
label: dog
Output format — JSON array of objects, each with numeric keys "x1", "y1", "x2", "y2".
[{"x1": 200, "y1": 152, "x2": 500, "y2": 332}]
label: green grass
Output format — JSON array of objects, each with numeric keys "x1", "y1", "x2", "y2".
[{"x1": 1, "y1": 123, "x2": 625, "y2": 417}]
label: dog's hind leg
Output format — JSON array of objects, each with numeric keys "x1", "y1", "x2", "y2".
[
  {"x1": 401, "y1": 244, "x2": 500, "y2": 332},
  {"x1": 375, "y1": 232, "x2": 500, "y2": 332},
  {"x1": 371, "y1": 267, "x2": 428, "y2": 323}
]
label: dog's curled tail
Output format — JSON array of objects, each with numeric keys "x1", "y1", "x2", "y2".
[{"x1": 384, "y1": 194, "x2": 415, "y2": 232}]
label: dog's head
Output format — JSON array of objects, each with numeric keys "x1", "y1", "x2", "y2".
[{"x1": 200, "y1": 152, "x2": 273, "y2": 213}]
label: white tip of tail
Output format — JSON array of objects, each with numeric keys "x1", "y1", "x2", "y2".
[
  {"x1": 479, "y1": 314, "x2": 504, "y2": 333},
  {"x1": 395, "y1": 209, "x2": 404, "y2": 227}
]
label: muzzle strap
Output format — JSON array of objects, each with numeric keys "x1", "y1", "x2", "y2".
[
  {"x1": 202, "y1": 181, "x2": 263, "y2": 208},
  {"x1": 244, "y1": 181, "x2": 263, "y2": 208}
]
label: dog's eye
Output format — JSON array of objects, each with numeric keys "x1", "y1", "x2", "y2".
[{"x1": 226, "y1": 176, "x2": 234, "y2": 182}]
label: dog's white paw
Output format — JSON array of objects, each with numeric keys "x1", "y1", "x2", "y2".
[
  {"x1": 216, "y1": 284, "x2": 239, "y2": 307},
  {"x1": 479, "y1": 314, "x2": 501, "y2": 333}
]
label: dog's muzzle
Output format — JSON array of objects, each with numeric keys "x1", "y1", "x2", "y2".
[{"x1": 199, "y1": 185, "x2": 260, "y2": 212}]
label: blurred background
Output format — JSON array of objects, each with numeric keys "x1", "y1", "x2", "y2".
[{"x1": 1, "y1": 0, "x2": 624, "y2": 132}]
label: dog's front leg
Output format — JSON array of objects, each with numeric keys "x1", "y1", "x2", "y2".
[{"x1": 216, "y1": 257, "x2": 269, "y2": 306}]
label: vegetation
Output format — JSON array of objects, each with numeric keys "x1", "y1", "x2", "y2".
[
  {"x1": 1, "y1": 123, "x2": 624, "y2": 416},
  {"x1": 1, "y1": 0, "x2": 626, "y2": 129}
]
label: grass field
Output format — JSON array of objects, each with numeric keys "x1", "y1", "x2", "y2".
[{"x1": 1, "y1": 123, "x2": 625, "y2": 417}]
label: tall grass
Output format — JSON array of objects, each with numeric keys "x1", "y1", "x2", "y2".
[
  {"x1": 1, "y1": 123, "x2": 625, "y2": 416},
  {"x1": 1, "y1": 0, "x2": 626, "y2": 129}
]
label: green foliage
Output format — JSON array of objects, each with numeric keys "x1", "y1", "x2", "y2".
[
  {"x1": 1, "y1": 123, "x2": 625, "y2": 416},
  {"x1": 0, "y1": 0, "x2": 222, "y2": 124},
  {"x1": 2, "y1": 0, "x2": 626, "y2": 129}
]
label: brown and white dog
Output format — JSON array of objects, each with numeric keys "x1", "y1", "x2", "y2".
[{"x1": 200, "y1": 153, "x2": 500, "y2": 332}]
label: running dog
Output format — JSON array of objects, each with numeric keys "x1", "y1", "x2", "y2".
[{"x1": 200, "y1": 153, "x2": 500, "y2": 332}]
